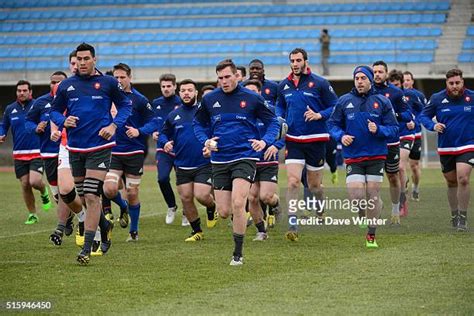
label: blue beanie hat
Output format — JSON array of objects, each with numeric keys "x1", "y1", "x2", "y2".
[{"x1": 353, "y1": 65, "x2": 374, "y2": 82}]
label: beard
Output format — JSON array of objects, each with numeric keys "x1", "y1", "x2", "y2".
[{"x1": 183, "y1": 96, "x2": 196, "y2": 106}]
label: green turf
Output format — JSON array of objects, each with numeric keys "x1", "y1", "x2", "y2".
[{"x1": 0, "y1": 168, "x2": 472, "y2": 315}]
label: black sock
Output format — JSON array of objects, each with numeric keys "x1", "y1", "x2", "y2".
[
  {"x1": 232, "y1": 233, "x2": 244, "y2": 258},
  {"x1": 206, "y1": 204, "x2": 216, "y2": 220},
  {"x1": 190, "y1": 218, "x2": 202, "y2": 234},
  {"x1": 56, "y1": 223, "x2": 66, "y2": 233},
  {"x1": 83, "y1": 230, "x2": 95, "y2": 253},
  {"x1": 98, "y1": 212, "x2": 110, "y2": 242},
  {"x1": 255, "y1": 220, "x2": 266, "y2": 233},
  {"x1": 368, "y1": 226, "x2": 376, "y2": 235},
  {"x1": 158, "y1": 181, "x2": 176, "y2": 208},
  {"x1": 102, "y1": 195, "x2": 112, "y2": 212},
  {"x1": 459, "y1": 211, "x2": 467, "y2": 219},
  {"x1": 78, "y1": 221, "x2": 84, "y2": 235}
]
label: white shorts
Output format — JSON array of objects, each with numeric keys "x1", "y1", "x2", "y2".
[{"x1": 58, "y1": 144, "x2": 70, "y2": 170}]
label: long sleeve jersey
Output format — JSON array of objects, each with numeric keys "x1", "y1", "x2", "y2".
[
  {"x1": 159, "y1": 103, "x2": 210, "y2": 168},
  {"x1": 150, "y1": 94, "x2": 182, "y2": 155},
  {"x1": 260, "y1": 78, "x2": 279, "y2": 107},
  {"x1": 0, "y1": 99, "x2": 41, "y2": 160},
  {"x1": 420, "y1": 88, "x2": 474, "y2": 155},
  {"x1": 404, "y1": 88, "x2": 426, "y2": 139},
  {"x1": 25, "y1": 93, "x2": 60, "y2": 158},
  {"x1": 113, "y1": 87, "x2": 155, "y2": 156},
  {"x1": 328, "y1": 87, "x2": 399, "y2": 164},
  {"x1": 374, "y1": 82, "x2": 412, "y2": 146},
  {"x1": 276, "y1": 70, "x2": 338, "y2": 143},
  {"x1": 193, "y1": 85, "x2": 279, "y2": 163},
  {"x1": 50, "y1": 71, "x2": 132, "y2": 153},
  {"x1": 256, "y1": 103, "x2": 285, "y2": 165}
]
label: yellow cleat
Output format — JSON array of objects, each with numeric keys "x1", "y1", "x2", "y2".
[
  {"x1": 285, "y1": 230, "x2": 299, "y2": 242},
  {"x1": 185, "y1": 232, "x2": 203, "y2": 242},
  {"x1": 267, "y1": 215, "x2": 276, "y2": 228},
  {"x1": 75, "y1": 231, "x2": 84, "y2": 248},
  {"x1": 207, "y1": 211, "x2": 218, "y2": 228},
  {"x1": 390, "y1": 215, "x2": 401, "y2": 225}
]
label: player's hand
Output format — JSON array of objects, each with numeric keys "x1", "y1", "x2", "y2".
[
  {"x1": 152, "y1": 131, "x2": 159, "y2": 141},
  {"x1": 367, "y1": 119, "x2": 377, "y2": 134},
  {"x1": 99, "y1": 123, "x2": 117, "y2": 141},
  {"x1": 50, "y1": 130, "x2": 61, "y2": 142},
  {"x1": 304, "y1": 106, "x2": 322, "y2": 121},
  {"x1": 406, "y1": 120, "x2": 415, "y2": 130},
  {"x1": 64, "y1": 116, "x2": 79, "y2": 128},
  {"x1": 205, "y1": 137, "x2": 219, "y2": 152},
  {"x1": 249, "y1": 139, "x2": 266, "y2": 152},
  {"x1": 35, "y1": 121, "x2": 48, "y2": 134},
  {"x1": 341, "y1": 135, "x2": 355, "y2": 146},
  {"x1": 125, "y1": 125, "x2": 139, "y2": 138},
  {"x1": 0, "y1": 135, "x2": 5, "y2": 143},
  {"x1": 434, "y1": 123, "x2": 446, "y2": 133},
  {"x1": 164, "y1": 141, "x2": 174, "y2": 153},
  {"x1": 202, "y1": 146, "x2": 211, "y2": 158},
  {"x1": 264, "y1": 145, "x2": 278, "y2": 161}
]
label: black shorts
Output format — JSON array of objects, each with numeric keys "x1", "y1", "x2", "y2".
[
  {"x1": 212, "y1": 159, "x2": 257, "y2": 191},
  {"x1": 43, "y1": 157, "x2": 58, "y2": 185},
  {"x1": 14, "y1": 158, "x2": 43, "y2": 179},
  {"x1": 346, "y1": 159, "x2": 385, "y2": 183},
  {"x1": 69, "y1": 148, "x2": 112, "y2": 178},
  {"x1": 440, "y1": 151, "x2": 474, "y2": 173},
  {"x1": 400, "y1": 139, "x2": 414, "y2": 152},
  {"x1": 110, "y1": 153, "x2": 145, "y2": 176},
  {"x1": 255, "y1": 164, "x2": 278, "y2": 183},
  {"x1": 176, "y1": 164, "x2": 212, "y2": 186},
  {"x1": 385, "y1": 145, "x2": 400, "y2": 174},
  {"x1": 409, "y1": 138, "x2": 422, "y2": 160},
  {"x1": 285, "y1": 141, "x2": 326, "y2": 171}
]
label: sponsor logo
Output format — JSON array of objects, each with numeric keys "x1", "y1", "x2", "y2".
[
  {"x1": 92, "y1": 96, "x2": 103, "y2": 100},
  {"x1": 441, "y1": 98, "x2": 449, "y2": 104},
  {"x1": 11, "y1": 109, "x2": 18, "y2": 114},
  {"x1": 271, "y1": 175, "x2": 277, "y2": 181},
  {"x1": 346, "y1": 103, "x2": 354, "y2": 109},
  {"x1": 98, "y1": 162, "x2": 107, "y2": 168},
  {"x1": 156, "y1": 105, "x2": 161, "y2": 110},
  {"x1": 45, "y1": 103, "x2": 51, "y2": 108},
  {"x1": 212, "y1": 101, "x2": 221, "y2": 108},
  {"x1": 67, "y1": 85, "x2": 75, "y2": 91},
  {"x1": 283, "y1": 84, "x2": 290, "y2": 90},
  {"x1": 174, "y1": 115, "x2": 181, "y2": 121}
]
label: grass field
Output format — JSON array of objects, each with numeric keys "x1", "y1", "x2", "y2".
[{"x1": 0, "y1": 167, "x2": 473, "y2": 315}]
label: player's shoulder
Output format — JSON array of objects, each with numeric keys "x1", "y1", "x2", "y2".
[
  {"x1": 429, "y1": 89, "x2": 447, "y2": 104},
  {"x1": 152, "y1": 96, "x2": 165, "y2": 105},
  {"x1": 34, "y1": 93, "x2": 52, "y2": 104},
  {"x1": 5, "y1": 100, "x2": 18, "y2": 112},
  {"x1": 264, "y1": 79, "x2": 278, "y2": 89},
  {"x1": 131, "y1": 88, "x2": 149, "y2": 104}
]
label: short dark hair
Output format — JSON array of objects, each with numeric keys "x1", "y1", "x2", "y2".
[
  {"x1": 237, "y1": 66, "x2": 246, "y2": 77},
  {"x1": 289, "y1": 48, "x2": 308, "y2": 61},
  {"x1": 16, "y1": 80, "x2": 31, "y2": 90},
  {"x1": 216, "y1": 59, "x2": 237, "y2": 74},
  {"x1": 179, "y1": 79, "x2": 197, "y2": 90},
  {"x1": 446, "y1": 68, "x2": 463, "y2": 79},
  {"x1": 322, "y1": 29, "x2": 328, "y2": 34},
  {"x1": 159, "y1": 73, "x2": 176, "y2": 85},
  {"x1": 69, "y1": 50, "x2": 77, "y2": 61},
  {"x1": 200, "y1": 84, "x2": 215, "y2": 94},
  {"x1": 243, "y1": 79, "x2": 262, "y2": 91},
  {"x1": 76, "y1": 43, "x2": 95, "y2": 57},
  {"x1": 113, "y1": 63, "x2": 132, "y2": 77},
  {"x1": 372, "y1": 60, "x2": 388, "y2": 72},
  {"x1": 51, "y1": 71, "x2": 68, "y2": 78},
  {"x1": 388, "y1": 69, "x2": 403, "y2": 84},
  {"x1": 105, "y1": 70, "x2": 114, "y2": 76},
  {"x1": 403, "y1": 71, "x2": 414, "y2": 80},
  {"x1": 249, "y1": 59, "x2": 264, "y2": 67}
]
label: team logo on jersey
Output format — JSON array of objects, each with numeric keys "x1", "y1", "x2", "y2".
[
  {"x1": 405, "y1": 96, "x2": 410, "y2": 101},
  {"x1": 308, "y1": 82, "x2": 314, "y2": 88},
  {"x1": 384, "y1": 93, "x2": 390, "y2": 98},
  {"x1": 373, "y1": 102, "x2": 379, "y2": 109},
  {"x1": 240, "y1": 101, "x2": 247, "y2": 108},
  {"x1": 466, "y1": 96, "x2": 471, "y2": 102},
  {"x1": 94, "y1": 82, "x2": 101, "y2": 90},
  {"x1": 265, "y1": 88, "x2": 270, "y2": 95}
]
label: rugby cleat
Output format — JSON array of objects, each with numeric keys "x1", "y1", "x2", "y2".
[
  {"x1": 285, "y1": 230, "x2": 299, "y2": 242},
  {"x1": 77, "y1": 249, "x2": 90, "y2": 265},
  {"x1": 253, "y1": 232, "x2": 268, "y2": 241},
  {"x1": 206, "y1": 210, "x2": 218, "y2": 228},
  {"x1": 365, "y1": 234, "x2": 379, "y2": 249},
  {"x1": 24, "y1": 213, "x2": 38, "y2": 225},
  {"x1": 165, "y1": 206, "x2": 177, "y2": 224},
  {"x1": 41, "y1": 189, "x2": 52, "y2": 211},
  {"x1": 119, "y1": 201, "x2": 129, "y2": 228},
  {"x1": 126, "y1": 231, "x2": 139, "y2": 242},
  {"x1": 65, "y1": 213, "x2": 75, "y2": 236},
  {"x1": 390, "y1": 215, "x2": 401, "y2": 226},
  {"x1": 185, "y1": 231, "x2": 203, "y2": 242},
  {"x1": 229, "y1": 256, "x2": 243, "y2": 266},
  {"x1": 49, "y1": 229, "x2": 63, "y2": 246}
]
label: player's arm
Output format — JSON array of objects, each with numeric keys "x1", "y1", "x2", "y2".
[
  {"x1": 395, "y1": 92, "x2": 413, "y2": 122},
  {"x1": 275, "y1": 84, "x2": 287, "y2": 119},
  {"x1": 193, "y1": 100, "x2": 212, "y2": 146},
  {"x1": 110, "y1": 84, "x2": 132, "y2": 129},
  {"x1": 257, "y1": 96, "x2": 279, "y2": 146},
  {"x1": 0, "y1": 109, "x2": 10, "y2": 142},
  {"x1": 376, "y1": 99, "x2": 399, "y2": 139},
  {"x1": 327, "y1": 101, "x2": 345, "y2": 143},
  {"x1": 419, "y1": 97, "x2": 439, "y2": 132},
  {"x1": 24, "y1": 101, "x2": 42, "y2": 134},
  {"x1": 319, "y1": 80, "x2": 339, "y2": 120},
  {"x1": 50, "y1": 84, "x2": 67, "y2": 128}
]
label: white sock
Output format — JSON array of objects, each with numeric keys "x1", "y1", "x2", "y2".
[
  {"x1": 392, "y1": 203, "x2": 400, "y2": 215},
  {"x1": 412, "y1": 184, "x2": 419, "y2": 193},
  {"x1": 77, "y1": 208, "x2": 86, "y2": 222}
]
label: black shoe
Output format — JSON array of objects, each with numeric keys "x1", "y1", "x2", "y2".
[
  {"x1": 457, "y1": 214, "x2": 468, "y2": 232},
  {"x1": 451, "y1": 214, "x2": 459, "y2": 228},
  {"x1": 49, "y1": 229, "x2": 63, "y2": 246},
  {"x1": 77, "y1": 249, "x2": 90, "y2": 265},
  {"x1": 119, "y1": 201, "x2": 129, "y2": 228}
]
